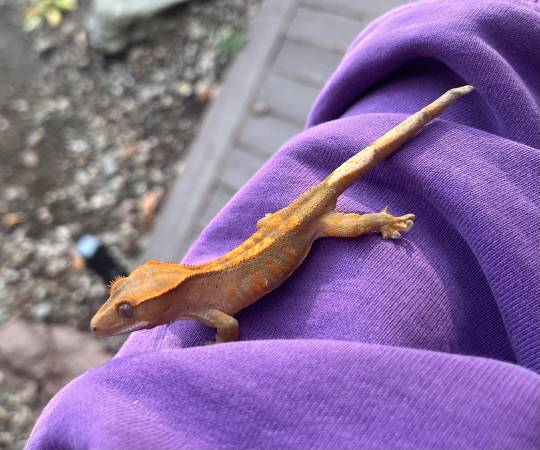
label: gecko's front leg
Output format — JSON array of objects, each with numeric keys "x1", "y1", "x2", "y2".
[{"x1": 199, "y1": 308, "x2": 239, "y2": 344}]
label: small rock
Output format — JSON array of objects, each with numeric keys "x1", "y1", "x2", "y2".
[
  {"x1": 27, "y1": 128, "x2": 45, "y2": 147},
  {"x1": 138, "y1": 187, "x2": 164, "y2": 224},
  {"x1": 36, "y1": 206, "x2": 53, "y2": 225},
  {"x1": 3, "y1": 268, "x2": 20, "y2": 284},
  {"x1": 138, "y1": 84, "x2": 166, "y2": 103},
  {"x1": 187, "y1": 20, "x2": 205, "y2": 40},
  {"x1": 44, "y1": 258, "x2": 69, "y2": 277},
  {"x1": 5, "y1": 186, "x2": 27, "y2": 201},
  {"x1": 174, "y1": 80, "x2": 193, "y2": 97},
  {"x1": 0, "y1": 431, "x2": 13, "y2": 447},
  {"x1": 11, "y1": 246, "x2": 33, "y2": 268},
  {"x1": 194, "y1": 80, "x2": 217, "y2": 102},
  {"x1": 12, "y1": 99, "x2": 29, "y2": 113},
  {"x1": 0, "y1": 114, "x2": 10, "y2": 132},
  {"x1": 74, "y1": 29, "x2": 88, "y2": 50},
  {"x1": 116, "y1": 142, "x2": 139, "y2": 159},
  {"x1": 133, "y1": 181, "x2": 147, "y2": 196},
  {"x1": 0, "y1": 318, "x2": 109, "y2": 396},
  {"x1": 68, "y1": 139, "x2": 90, "y2": 154},
  {"x1": 34, "y1": 36, "x2": 57, "y2": 55},
  {"x1": 87, "y1": 0, "x2": 191, "y2": 54},
  {"x1": 102, "y1": 156, "x2": 118, "y2": 176},
  {"x1": 2, "y1": 212, "x2": 27, "y2": 229},
  {"x1": 32, "y1": 302, "x2": 52, "y2": 320},
  {"x1": 33, "y1": 285, "x2": 48, "y2": 302},
  {"x1": 160, "y1": 95, "x2": 174, "y2": 108},
  {"x1": 54, "y1": 225, "x2": 72, "y2": 241},
  {"x1": 71, "y1": 250, "x2": 87, "y2": 270},
  {"x1": 20, "y1": 149, "x2": 40, "y2": 168},
  {"x1": 178, "y1": 118, "x2": 192, "y2": 131}
]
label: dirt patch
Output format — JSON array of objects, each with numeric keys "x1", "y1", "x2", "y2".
[{"x1": 0, "y1": 0, "x2": 259, "y2": 447}]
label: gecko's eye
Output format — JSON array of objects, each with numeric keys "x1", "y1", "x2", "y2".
[{"x1": 118, "y1": 302, "x2": 134, "y2": 319}]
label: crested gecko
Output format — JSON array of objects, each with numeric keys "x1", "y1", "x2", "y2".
[{"x1": 91, "y1": 85, "x2": 474, "y2": 343}]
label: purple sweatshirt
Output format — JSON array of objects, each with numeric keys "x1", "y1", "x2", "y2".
[{"x1": 27, "y1": 0, "x2": 540, "y2": 448}]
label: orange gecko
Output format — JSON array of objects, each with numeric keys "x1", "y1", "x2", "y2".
[{"x1": 91, "y1": 85, "x2": 474, "y2": 343}]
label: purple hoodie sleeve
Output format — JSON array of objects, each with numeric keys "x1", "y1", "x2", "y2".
[{"x1": 27, "y1": 0, "x2": 540, "y2": 448}]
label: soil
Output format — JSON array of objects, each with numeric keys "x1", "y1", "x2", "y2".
[{"x1": 0, "y1": 0, "x2": 259, "y2": 447}]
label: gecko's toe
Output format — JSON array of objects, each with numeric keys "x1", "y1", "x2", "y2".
[
  {"x1": 403, "y1": 219, "x2": 414, "y2": 232},
  {"x1": 379, "y1": 212, "x2": 415, "y2": 239}
]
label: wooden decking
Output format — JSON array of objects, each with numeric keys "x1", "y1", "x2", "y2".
[{"x1": 142, "y1": 0, "x2": 408, "y2": 262}]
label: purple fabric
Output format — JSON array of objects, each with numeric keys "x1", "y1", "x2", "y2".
[{"x1": 28, "y1": 0, "x2": 540, "y2": 448}]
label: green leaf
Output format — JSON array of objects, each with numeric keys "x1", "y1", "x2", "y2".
[
  {"x1": 215, "y1": 30, "x2": 248, "y2": 60},
  {"x1": 53, "y1": 0, "x2": 77, "y2": 11},
  {"x1": 23, "y1": 15, "x2": 43, "y2": 32}
]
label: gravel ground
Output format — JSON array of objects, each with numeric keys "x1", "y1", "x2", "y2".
[{"x1": 0, "y1": 0, "x2": 259, "y2": 447}]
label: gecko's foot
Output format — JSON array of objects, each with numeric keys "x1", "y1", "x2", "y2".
[{"x1": 378, "y1": 207, "x2": 415, "y2": 239}]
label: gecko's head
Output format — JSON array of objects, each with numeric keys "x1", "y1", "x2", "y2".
[{"x1": 90, "y1": 260, "x2": 191, "y2": 337}]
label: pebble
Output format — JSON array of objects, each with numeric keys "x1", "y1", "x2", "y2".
[
  {"x1": 32, "y1": 302, "x2": 52, "y2": 320},
  {"x1": 36, "y1": 206, "x2": 53, "y2": 225},
  {"x1": 68, "y1": 139, "x2": 90, "y2": 154},
  {"x1": 102, "y1": 155, "x2": 118, "y2": 176},
  {"x1": 20, "y1": 149, "x2": 40, "y2": 168},
  {"x1": 11, "y1": 99, "x2": 29, "y2": 113},
  {"x1": 0, "y1": 114, "x2": 10, "y2": 132},
  {"x1": 174, "y1": 80, "x2": 193, "y2": 97},
  {"x1": 27, "y1": 129, "x2": 45, "y2": 148},
  {"x1": 2, "y1": 211, "x2": 27, "y2": 229}
]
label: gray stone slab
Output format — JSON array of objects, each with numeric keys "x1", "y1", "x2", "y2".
[
  {"x1": 275, "y1": 40, "x2": 342, "y2": 88},
  {"x1": 258, "y1": 73, "x2": 320, "y2": 125},
  {"x1": 238, "y1": 114, "x2": 301, "y2": 157},
  {"x1": 87, "y1": 0, "x2": 190, "y2": 53},
  {"x1": 302, "y1": 0, "x2": 407, "y2": 20},
  {"x1": 222, "y1": 147, "x2": 267, "y2": 191},
  {"x1": 140, "y1": 0, "x2": 298, "y2": 262},
  {"x1": 287, "y1": 6, "x2": 367, "y2": 54}
]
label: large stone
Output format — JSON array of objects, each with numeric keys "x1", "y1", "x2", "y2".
[
  {"x1": 0, "y1": 318, "x2": 109, "y2": 396},
  {"x1": 86, "y1": 0, "x2": 192, "y2": 54}
]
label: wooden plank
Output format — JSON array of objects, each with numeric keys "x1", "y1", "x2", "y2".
[
  {"x1": 258, "y1": 72, "x2": 320, "y2": 125},
  {"x1": 199, "y1": 184, "x2": 235, "y2": 227},
  {"x1": 238, "y1": 114, "x2": 301, "y2": 157},
  {"x1": 140, "y1": 0, "x2": 299, "y2": 263},
  {"x1": 287, "y1": 6, "x2": 367, "y2": 54},
  {"x1": 221, "y1": 147, "x2": 267, "y2": 191},
  {"x1": 360, "y1": 0, "x2": 409, "y2": 18},
  {"x1": 275, "y1": 40, "x2": 342, "y2": 88},
  {"x1": 299, "y1": 0, "x2": 366, "y2": 19}
]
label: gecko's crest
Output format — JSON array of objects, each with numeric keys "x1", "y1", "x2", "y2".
[
  {"x1": 108, "y1": 275, "x2": 127, "y2": 293},
  {"x1": 121, "y1": 261, "x2": 195, "y2": 305}
]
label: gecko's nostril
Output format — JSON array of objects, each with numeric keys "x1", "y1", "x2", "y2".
[{"x1": 92, "y1": 326, "x2": 98, "y2": 333}]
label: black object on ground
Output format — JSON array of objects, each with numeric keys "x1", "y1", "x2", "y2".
[{"x1": 76, "y1": 234, "x2": 128, "y2": 285}]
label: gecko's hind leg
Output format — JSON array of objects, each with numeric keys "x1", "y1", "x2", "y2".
[{"x1": 320, "y1": 208, "x2": 415, "y2": 240}]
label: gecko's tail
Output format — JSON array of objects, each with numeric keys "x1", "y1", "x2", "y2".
[{"x1": 324, "y1": 85, "x2": 474, "y2": 194}]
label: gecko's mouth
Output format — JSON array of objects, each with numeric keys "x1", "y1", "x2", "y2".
[
  {"x1": 112, "y1": 320, "x2": 151, "y2": 335},
  {"x1": 92, "y1": 320, "x2": 151, "y2": 337}
]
